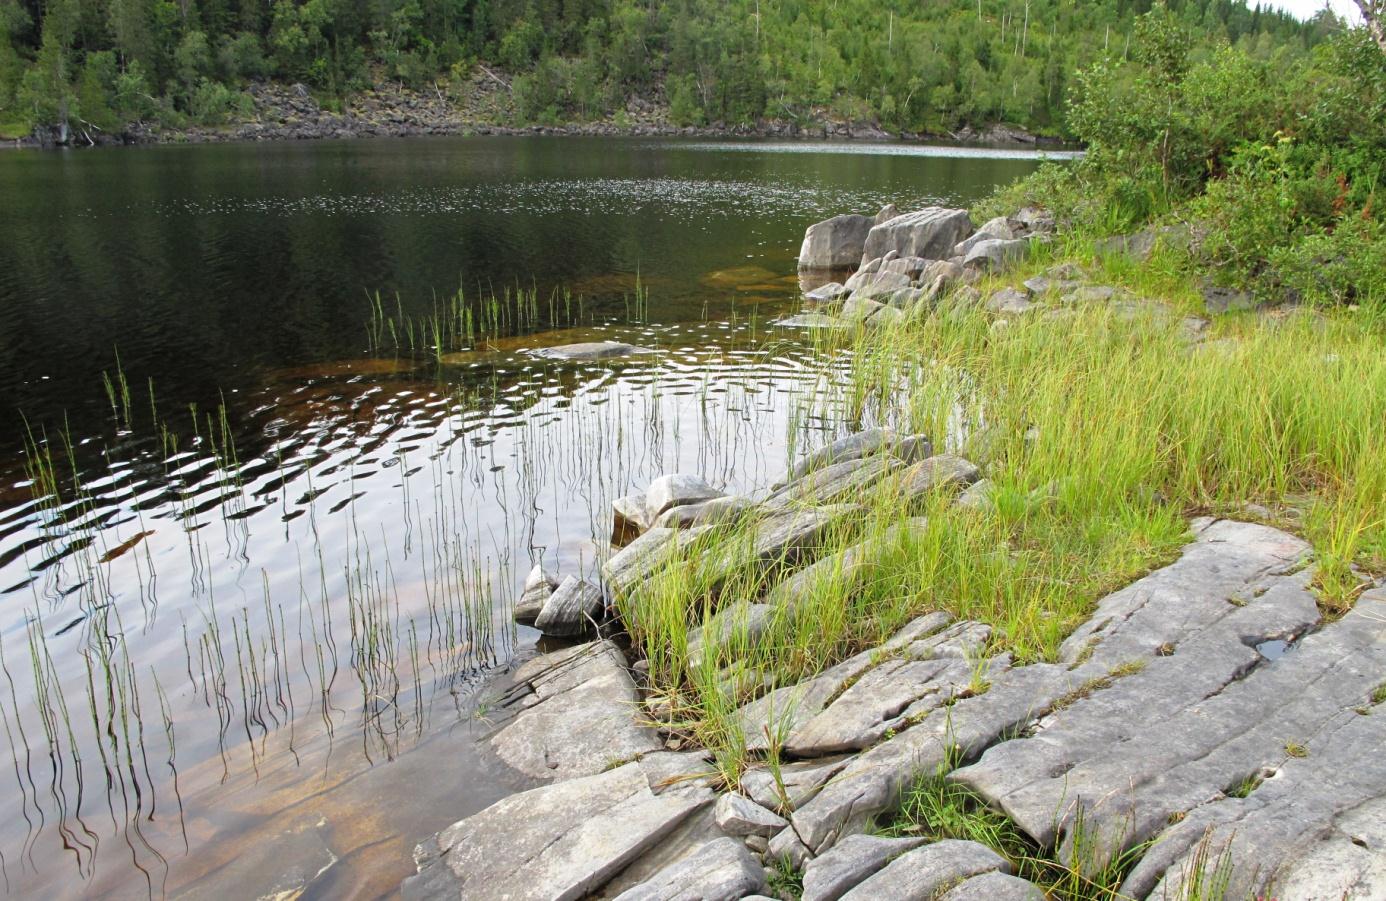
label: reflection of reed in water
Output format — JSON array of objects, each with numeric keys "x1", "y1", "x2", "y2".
[{"x1": 0, "y1": 295, "x2": 864, "y2": 895}]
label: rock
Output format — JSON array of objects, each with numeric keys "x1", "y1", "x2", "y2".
[
  {"x1": 874, "y1": 203, "x2": 899, "y2": 225},
  {"x1": 613, "y1": 493, "x2": 652, "y2": 545},
  {"x1": 515, "y1": 564, "x2": 559, "y2": 625},
  {"x1": 985, "y1": 288, "x2": 1034, "y2": 315},
  {"x1": 405, "y1": 759, "x2": 710, "y2": 901},
  {"x1": 953, "y1": 216, "x2": 1016, "y2": 256},
  {"x1": 784, "y1": 623, "x2": 992, "y2": 756},
  {"x1": 840, "y1": 296, "x2": 889, "y2": 322},
  {"x1": 799, "y1": 214, "x2": 877, "y2": 270},
  {"x1": 646, "y1": 474, "x2": 724, "y2": 519},
  {"x1": 882, "y1": 255, "x2": 931, "y2": 279},
  {"x1": 840, "y1": 840, "x2": 1010, "y2": 900},
  {"x1": 962, "y1": 238, "x2": 1031, "y2": 272},
  {"x1": 1060, "y1": 285, "x2": 1117, "y2": 304},
  {"x1": 867, "y1": 305, "x2": 905, "y2": 328},
  {"x1": 892, "y1": 434, "x2": 934, "y2": 463},
  {"x1": 489, "y1": 641, "x2": 664, "y2": 780},
  {"x1": 918, "y1": 259, "x2": 964, "y2": 286},
  {"x1": 783, "y1": 428, "x2": 896, "y2": 483},
  {"x1": 804, "y1": 282, "x2": 849, "y2": 305},
  {"x1": 763, "y1": 456, "x2": 895, "y2": 512},
  {"x1": 653, "y1": 495, "x2": 752, "y2": 530},
  {"x1": 612, "y1": 837, "x2": 767, "y2": 901},
  {"x1": 603, "y1": 526, "x2": 711, "y2": 598},
  {"x1": 1203, "y1": 283, "x2": 1258, "y2": 314},
  {"x1": 788, "y1": 662, "x2": 1082, "y2": 853},
  {"x1": 895, "y1": 455, "x2": 982, "y2": 503},
  {"x1": 954, "y1": 479, "x2": 995, "y2": 511},
  {"x1": 178, "y1": 814, "x2": 337, "y2": 901},
  {"x1": 535, "y1": 341, "x2": 654, "y2": 361},
  {"x1": 801, "y1": 834, "x2": 926, "y2": 901},
  {"x1": 714, "y1": 793, "x2": 788, "y2": 838},
  {"x1": 885, "y1": 287, "x2": 927, "y2": 309},
  {"x1": 767, "y1": 827, "x2": 813, "y2": 870},
  {"x1": 944, "y1": 285, "x2": 984, "y2": 309},
  {"x1": 764, "y1": 520, "x2": 934, "y2": 612},
  {"x1": 687, "y1": 602, "x2": 775, "y2": 663},
  {"x1": 844, "y1": 269, "x2": 911, "y2": 298},
  {"x1": 861, "y1": 208, "x2": 975, "y2": 266},
  {"x1": 940, "y1": 872, "x2": 1046, "y2": 901},
  {"x1": 1098, "y1": 223, "x2": 1192, "y2": 261},
  {"x1": 533, "y1": 575, "x2": 605, "y2": 637},
  {"x1": 1008, "y1": 206, "x2": 1056, "y2": 236},
  {"x1": 741, "y1": 757, "x2": 852, "y2": 812},
  {"x1": 773, "y1": 313, "x2": 851, "y2": 331}
]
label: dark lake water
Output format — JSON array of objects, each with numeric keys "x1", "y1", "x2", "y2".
[{"x1": 0, "y1": 136, "x2": 1053, "y2": 898}]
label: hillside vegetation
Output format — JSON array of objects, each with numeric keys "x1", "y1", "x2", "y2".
[{"x1": 0, "y1": 0, "x2": 1345, "y2": 139}]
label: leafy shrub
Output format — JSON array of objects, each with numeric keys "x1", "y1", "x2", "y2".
[{"x1": 189, "y1": 78, "x2": 252, "y2": 124}]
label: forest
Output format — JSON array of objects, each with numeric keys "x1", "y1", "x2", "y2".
[{"x1": 0, "y1": 0, "x2": 1348, "y2": 140}]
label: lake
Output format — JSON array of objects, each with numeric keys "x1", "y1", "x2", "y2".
[{"x1": 0, "y1": 136, "x2": 1055, "y2": 898}]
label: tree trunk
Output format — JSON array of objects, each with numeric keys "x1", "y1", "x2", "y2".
[{"x1": 1355, "y1": 0, "x2": 1386, "y2": 53}]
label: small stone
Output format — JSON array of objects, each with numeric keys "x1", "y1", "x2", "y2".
[
  {"x1": 715, "y1": 793, "x2": 789, "y2": 838},
  {"x1": 1061, "y1": 285, "x2": 1117, "y2": 304},
  {"x1": 745, "y1": 835, "x2": 769, "y2": 854},
  {"x1": 767, "y1": 827, "x2": 813, "y2": 871}
]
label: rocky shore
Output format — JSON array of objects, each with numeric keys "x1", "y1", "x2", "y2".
[
  {"x1": 398, "y1": 205, "x2": 1386, "y2": 900},
  {"x1": 10, "y1": 74, "x2": 1064, "y2": 149}
]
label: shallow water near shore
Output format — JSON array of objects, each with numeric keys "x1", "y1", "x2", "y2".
[{"x1": 0, "y1": 136, "x2": 1048, "y2": 898}]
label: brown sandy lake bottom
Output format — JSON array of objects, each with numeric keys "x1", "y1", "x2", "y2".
[{"x1": 0, "y1": 136, "x2": 1053, "y2": 898}]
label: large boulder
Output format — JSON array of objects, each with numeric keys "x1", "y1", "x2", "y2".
[
  {"x1": 861, "y1": 208, "x2": 974, "y2": 267},
  {"x1": 963, "y1": 238, "x2": 1031, "y2": 272},
  {"x1": 799, "y1": 214, "x2": 876, "y2": 270}
]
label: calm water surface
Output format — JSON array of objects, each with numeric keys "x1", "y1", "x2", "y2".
[{"x1": 0, "y1": 137, "x2": 1048, "y2": 898}]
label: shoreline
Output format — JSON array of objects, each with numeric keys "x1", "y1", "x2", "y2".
[{"x1": 4, "y1": 79, "x2": 1072, "y2": 152}]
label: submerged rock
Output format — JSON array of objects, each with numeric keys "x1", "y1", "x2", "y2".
[
  {"x1": 488, "y1": 641, "x2": 664, "y2": 781},
  {"x1": 534, "y1": 341, "x2": 655, "y2": 361},
  {"x1": 773, "y1": 312, "x2": 851, "y2": 330}
]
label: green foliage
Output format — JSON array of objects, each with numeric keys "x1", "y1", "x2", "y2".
[{"x1": 0, "y1": 0, "x2": 1337, "y2": 137}]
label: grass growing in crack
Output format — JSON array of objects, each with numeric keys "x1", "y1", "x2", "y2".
[
  {"x1": 613, "y1": 247, "x2": 1386, "y2": 781},
  {"x1": 765, "y1": 854, "x2": 804, "y2": 900},
  {"x1": 883, "y1": 771, "x2": 1149, "y2": 901}
]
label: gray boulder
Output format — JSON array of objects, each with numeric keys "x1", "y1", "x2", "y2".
[
  {"x1": 801, "y1": 834, "x2": 926, "y2": 901},
  {"x1": 940, "y1": 872, "x2": 1046, "y2": 901},
  {"x1": 686, "y1": 602, "x2": 775, "y2": 663},
  {"x1": 799, "y1": 214, "x2": 876, "y2": 270},
  {"x1": 1203, "y1": 283, "x2": 1257, "y2": 314},
  {"x1": 861, "y1": 208, "x2": 974, "y2": 266},
  {"x1": 841, "y1": 296, "x2": 889, "y2": 322},
  {"x1": 985, "y1": 288, "x2": 1034, "y2": 315},
  {"x1": 646, "y1": 474, "x2": 724, "y2": 519},
  {"x1": 882, "y1": 255, "x2": 931, "y2": 279},
  {"x1": 1008, "y1": 206, "x2": 1056, "y2": 236},
  {"x1": 515, "y1": 563, "x2": 559, "y2": 625},
  {"x1": 1060, "y1": 285, "x2": 1117, "y2": 304},
  {"x1": 653, "y1": 495, "x2": 752, "y2": 530},
  {"x1": 844, "y1": 269, "x2": 910, "y2": 298},
  {"x1": 953, "y1": 216, "x2": 1016, "y2": 256},
  {"x1": 533, "y1": 575, "x2": 604, "y2": 636},
  {"x1": 963, "y1": 238, "x2": 1031, "y2": 272},
  {"x1": 612, "y1": 837, "x2": 767, "y2": 901},
  {"x1": 874, "y1": 203, "x2": 899, "y2": 225},
  {"x1": 603, "y1": 526, "x2": 712, "y2": 598},
  {"x1": 613, "y1": 494, "x2": 651, "y2": 545},
  {"x1": 804, "y1": 282, "x2": 849, "y2": 305},
  {"x1": 782, "y1": 428, "x2": 895, "y2": 483}
]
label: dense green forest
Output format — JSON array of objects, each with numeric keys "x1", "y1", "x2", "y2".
[{"x1": 0, "y1": 0, "x2": 1347, "y2": 139}]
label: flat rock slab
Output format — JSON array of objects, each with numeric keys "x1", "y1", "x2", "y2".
[
  {"x1": 533, "y1": 341, "x2": 655, "y2": 361},
  {"x1": 489, "y1": 641, "x2": 663, "y2": 780},
  {"x1": 801, "y1": 834, "x2": 926, "y2": 901},
  {"x1": 533, "y1": 575, "x2": 604, "y2": 636},
  {"x1": 652, "y1": 494, "x2": 751, "y2": 529},
  {"x1": 954, "y1": 526, "x2": 1384, "y2": 876},
  {"x1": 840, "y1": 839, "x2": 1009, "y2": 900},
  {"x1": 603, "y1": 526, "x2": 711, "y2": 598},
  {"x1": 764, "y1": 517, "x2": 931, "y2": 611},
  {"x1": 740, "y1": 757, "x2": 851, "y2": 813},
  {"x1": 763, "y1": 456, "x2": 896, "y2": 511},
  {"x1": 612, "y1": 837, "x2": 767, "y2": 901},
  {"x1": 405, "y1": 758, "x2": 711, "y2": 901},
  {"x1": 1120, "y1": 588, "x2": 1386, "y2": 901},
  {"x1": 686, "y1": 602, "x2": 775, "y2": 663}
]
